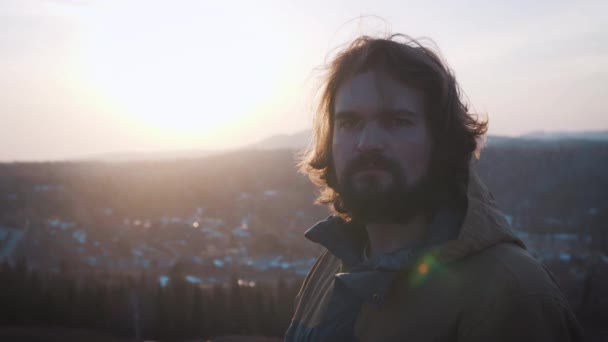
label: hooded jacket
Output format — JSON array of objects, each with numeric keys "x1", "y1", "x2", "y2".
[{"x1": 285, "y1": 170, "x2": 583, "y2": 341}]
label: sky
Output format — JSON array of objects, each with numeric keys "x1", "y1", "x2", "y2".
[{"x1": 1, "y1": 0, "x2": 607, "y2": 161}]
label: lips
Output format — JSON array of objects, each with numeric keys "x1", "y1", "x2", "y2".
[
  {"x1": 344, "y1": 153, "x2": 399, "y2": 180},
  {"x1": 356, "y1": 164, "x2": 388, "y2": 173},
  {"x1": 359, "y1": 161, "x2": 386, "y2": 170},
  {"x1": 360, "y1": 166, "x2": 383, "y2": 171}
]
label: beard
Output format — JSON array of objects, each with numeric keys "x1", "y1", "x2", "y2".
[{"x1": 336, "y1": 153, "x2": 435, "y2": 224}]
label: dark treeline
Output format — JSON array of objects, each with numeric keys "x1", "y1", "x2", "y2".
[{"x1": 0, "y1": 259, "x2": 302, "y2": 341}]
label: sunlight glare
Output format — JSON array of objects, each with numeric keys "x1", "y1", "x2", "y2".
[{"x1": 77, "y1": 2, "x2": 290, "y2": 144}]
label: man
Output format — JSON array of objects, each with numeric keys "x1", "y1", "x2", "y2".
[{"x1": 285, "y1": 34, "x2": 583, "y2": 341}]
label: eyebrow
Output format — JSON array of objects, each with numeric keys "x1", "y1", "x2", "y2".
[
  {"x1": 379, "y1": 108, "x2": 419, "y2": 118},
  {"x1": 334, "y1": 108, "x2": 420, "y2": 120},
  {"x1": 334, "y1": 111, "x2": 360, "y2": 120}
]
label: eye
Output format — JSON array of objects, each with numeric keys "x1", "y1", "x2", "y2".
[
  {"x1": 387, "y1": 117, "x2": 412, "y2": 127},
  {"x1": 337, "y1": 118, "x2": 360, "y2": 129}
]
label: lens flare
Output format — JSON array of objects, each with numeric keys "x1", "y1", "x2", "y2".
[
  {"x1": 418, "y1": 262, "x2": 429, "y2": 274},
  {"x1": 410, "y1": 253, "x2": 444, "y2": 287}
]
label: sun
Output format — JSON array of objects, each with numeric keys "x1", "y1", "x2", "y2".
[{"x1": 76, "y1": 2, "x2": 289, "y2": 145}]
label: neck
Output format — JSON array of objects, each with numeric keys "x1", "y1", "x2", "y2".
[{"x1": 364, "y1": 213, "x2": 429, "y2": 258}]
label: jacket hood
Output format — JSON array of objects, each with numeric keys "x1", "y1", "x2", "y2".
[{"x1": 434, "y1": 169, "x2": 525, "y2": 263}]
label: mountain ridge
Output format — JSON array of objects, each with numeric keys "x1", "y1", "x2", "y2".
[{"x1": 53, "y1": 129, "x2": 608, "y2": 162}]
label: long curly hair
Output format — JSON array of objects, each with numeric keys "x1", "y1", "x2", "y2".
[{"x1": 299, "y1": 34, "x2": 488, "y2": 220}]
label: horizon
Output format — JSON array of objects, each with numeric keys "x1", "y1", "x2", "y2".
[
  {"x1": 0, "y1": 128, "x2": 606, "y2": 163},
  {"x1": 1, "y1": 0, "x2": 607, "y2": 161}
]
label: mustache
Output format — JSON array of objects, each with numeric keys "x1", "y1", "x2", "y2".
[{"x1": 343, "y1": 153, "x2": 401, "y2": 175}]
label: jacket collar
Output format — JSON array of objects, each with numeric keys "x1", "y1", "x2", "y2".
[{"x1": 304, "y1": 216, "x2": 367, "y2": 267}]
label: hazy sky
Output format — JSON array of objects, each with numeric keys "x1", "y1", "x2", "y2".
[{"x1": 1, "y1": 0, "x2": 607, "y2": 161}]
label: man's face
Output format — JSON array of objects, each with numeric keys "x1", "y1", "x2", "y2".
[{"x1": 331, "y1": 69, "x2": 433, "y2": 222}]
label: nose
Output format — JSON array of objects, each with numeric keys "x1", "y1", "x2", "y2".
[{"x1": 356, "y1": 121, "x2": 385, "y2": 153}]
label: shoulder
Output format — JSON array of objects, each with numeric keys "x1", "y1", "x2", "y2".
[
  {"x1": 293, "y1": 248, "x2": 341, "y2": 306},
  {"x1": 305, "y1": 248, "x2": 342, "y2": 284},
  {"x1": 291, "y1": 249, "x2": 341, "y2": 326},
  {"x1": 458, "y1": 243, "x2": 564, "y2": 297},
  {"x1": 454, "y1": 243, "x2": 584, "y2": 341}
]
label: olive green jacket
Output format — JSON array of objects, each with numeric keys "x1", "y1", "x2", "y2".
[{"x1": 285, "y1": 171, "x2": 583, "y2": 341}]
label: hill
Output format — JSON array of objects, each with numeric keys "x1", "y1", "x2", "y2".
[
  {"x1": 0, "y1": 137, "x2": 606, "y2": 270},
  {"x1": 0, "y1": 136, "x2": 606, "y2": 341},
  {"x1": 520, "y1": 130, "x2": 608, "y2": 142}
]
